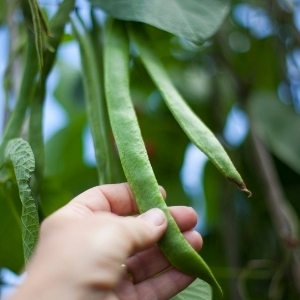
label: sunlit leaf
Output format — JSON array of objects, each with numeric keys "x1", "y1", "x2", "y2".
[{"x1": 89, "y1": 0, "x2": 230, "y2": 43}]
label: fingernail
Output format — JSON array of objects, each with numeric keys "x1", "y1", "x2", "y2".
[{"x1": 139, "y1": 208, "x2": 166, "y2": 226}]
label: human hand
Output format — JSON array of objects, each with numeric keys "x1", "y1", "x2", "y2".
[{"x1": 10, "y1": 183, "x2": 203, "y2": 300}]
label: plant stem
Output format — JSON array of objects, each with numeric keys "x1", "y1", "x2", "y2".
[
  {"x1": 0, "y1": 34, "x2": 38, "y2": 169},
  {"x1": 250, "y1": 131, "x2": 300, "y2": 297},
  {"x1": 220, "y1": 184, "x2": 242, "y2": 300}
]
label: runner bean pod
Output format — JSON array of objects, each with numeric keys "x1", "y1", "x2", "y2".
[
  {"x1": 104, "y1": 19, "x2": 222, "y2": 297},
  {"x1": 71, "y1": 16, "x2": 112, "y2": 184},
  {"x1": 129, "y1": 24, "x2": 251, "y2": 197}
]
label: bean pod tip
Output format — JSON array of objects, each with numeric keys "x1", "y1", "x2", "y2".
[{"x1": 228, "y1": 178, "x2": 252, "y2": 197}]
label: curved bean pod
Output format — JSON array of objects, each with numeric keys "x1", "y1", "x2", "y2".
[
  {"x1": 129, "y1": 24, "x2": 251, "y2": 196},
  {"x1": 104, "y1": 19, "x2": 222, "y2": 297}
]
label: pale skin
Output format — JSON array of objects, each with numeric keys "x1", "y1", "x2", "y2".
[{"x1": 10, "y1": 183, "x2": 203, "y2": 300}]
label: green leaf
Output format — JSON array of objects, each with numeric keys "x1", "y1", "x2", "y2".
[
  {"x1": 5, "y1": 138, "x2": 39, "y2": 265},
  {"x1": 44, "y1": 115, "x2": 98, "y2": 200},
  {"x1": 248, "y1": 91, "x2": 300, "y2": 175},
  {"x1": 171, "y1": 279, "x2": 212, "y2": 300},
  {"x1": 89, "y1": 0, "x2": 230, "y2": 43},
  {"x1": 0, "y1": 184, "x2": 23, "y2": 272},
  {"x1": 0, "y1": 0, "x2": 7, "y2": 24}
]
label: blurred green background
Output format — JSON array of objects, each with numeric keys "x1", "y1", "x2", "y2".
[{"x1": 1, "y1": 0, "x2": 300, "y2": 299}]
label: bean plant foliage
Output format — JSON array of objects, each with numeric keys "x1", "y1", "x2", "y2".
[
  {"x1": 89, "y1": 0, "x2": 230, "y2": 43},
  {"x1": 1, "y1": 0, "x2": 300, "y2": 299},
  {"x1": 4, "y1": 138, "x2": 39, "y2": 265}
]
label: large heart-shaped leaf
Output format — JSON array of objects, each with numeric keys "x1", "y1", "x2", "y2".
[{"x1": 89, "y1": 0, "x2": 230, "y2": 43}]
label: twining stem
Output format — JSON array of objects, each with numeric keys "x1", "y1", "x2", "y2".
[{"x1": 28, "y1": 0, "x2": 75, "y2": 192}]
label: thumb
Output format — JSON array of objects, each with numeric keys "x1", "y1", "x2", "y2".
[
  {"x1": 121, "y1": 208, "x2": 167, "y2": 256},
  {"x1": 95, "y1": 208, "x2": 167, "y2": 288},
  {"x1": 138, "y1": 208, "x2": 167, "y2": 226}
]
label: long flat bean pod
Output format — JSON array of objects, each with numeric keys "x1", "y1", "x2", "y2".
[
  {"x1": 129, "y1": 24, "x2": 251, "y2": 196},
  {"x1": 90, "y1": 10, "x2": 120, "y2": 183},
  {"x1": 71, "y1": 16, "x2": 112, "y2": 184},
  {"x1": 104, "y1": 19, "x2": 222, "y2": 296}
]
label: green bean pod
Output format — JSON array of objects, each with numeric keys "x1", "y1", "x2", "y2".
[
  {"x1": 129, "y1": 24, "x2": 251, "y2": 196},
  {"x1": 89, "y1": 10, "x2": 121, "y2": 183},
  {"x1": 71, "y1": 15, "x2": 112, "y2": 185},
  {"x1": 104, "y1": 19, "x2": 222, "y2": 297}
]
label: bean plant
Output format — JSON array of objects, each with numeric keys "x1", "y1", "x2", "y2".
[{"x1": 3, "y1": 0, "x2": 299, "y2": 299}]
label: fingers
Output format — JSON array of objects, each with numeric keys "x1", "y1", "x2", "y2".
[
  {"x1": 37, "y1": 209, "x2": 169, "y2": 291},
  {"x1": 119, "y1": 209, "x2": 168, "y2": 255},
  {"x1": 168, "y1": 206, "x2": 198, "y2": 232},
  {"x1": 125, "y1": 230, "x2": 202, "y2": 284},
  {"x1": 87, "y1": 209, "x2": 168, "y2": 288},
  {"x1": 67, "y1": 183, "x2": 166, "y2": 216},
  {"x1": 56, "y1": 183, "x2": 198, "y2": 233},
  {"x1": 70, "y1": 183, "x2": 138, "y2": 215},
  {"x1": 42, "y1": 182, "x2": 198, "y2": 249},
  {"x1": 134, "y1": 268, "x2": 196, "y2": 300}
]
